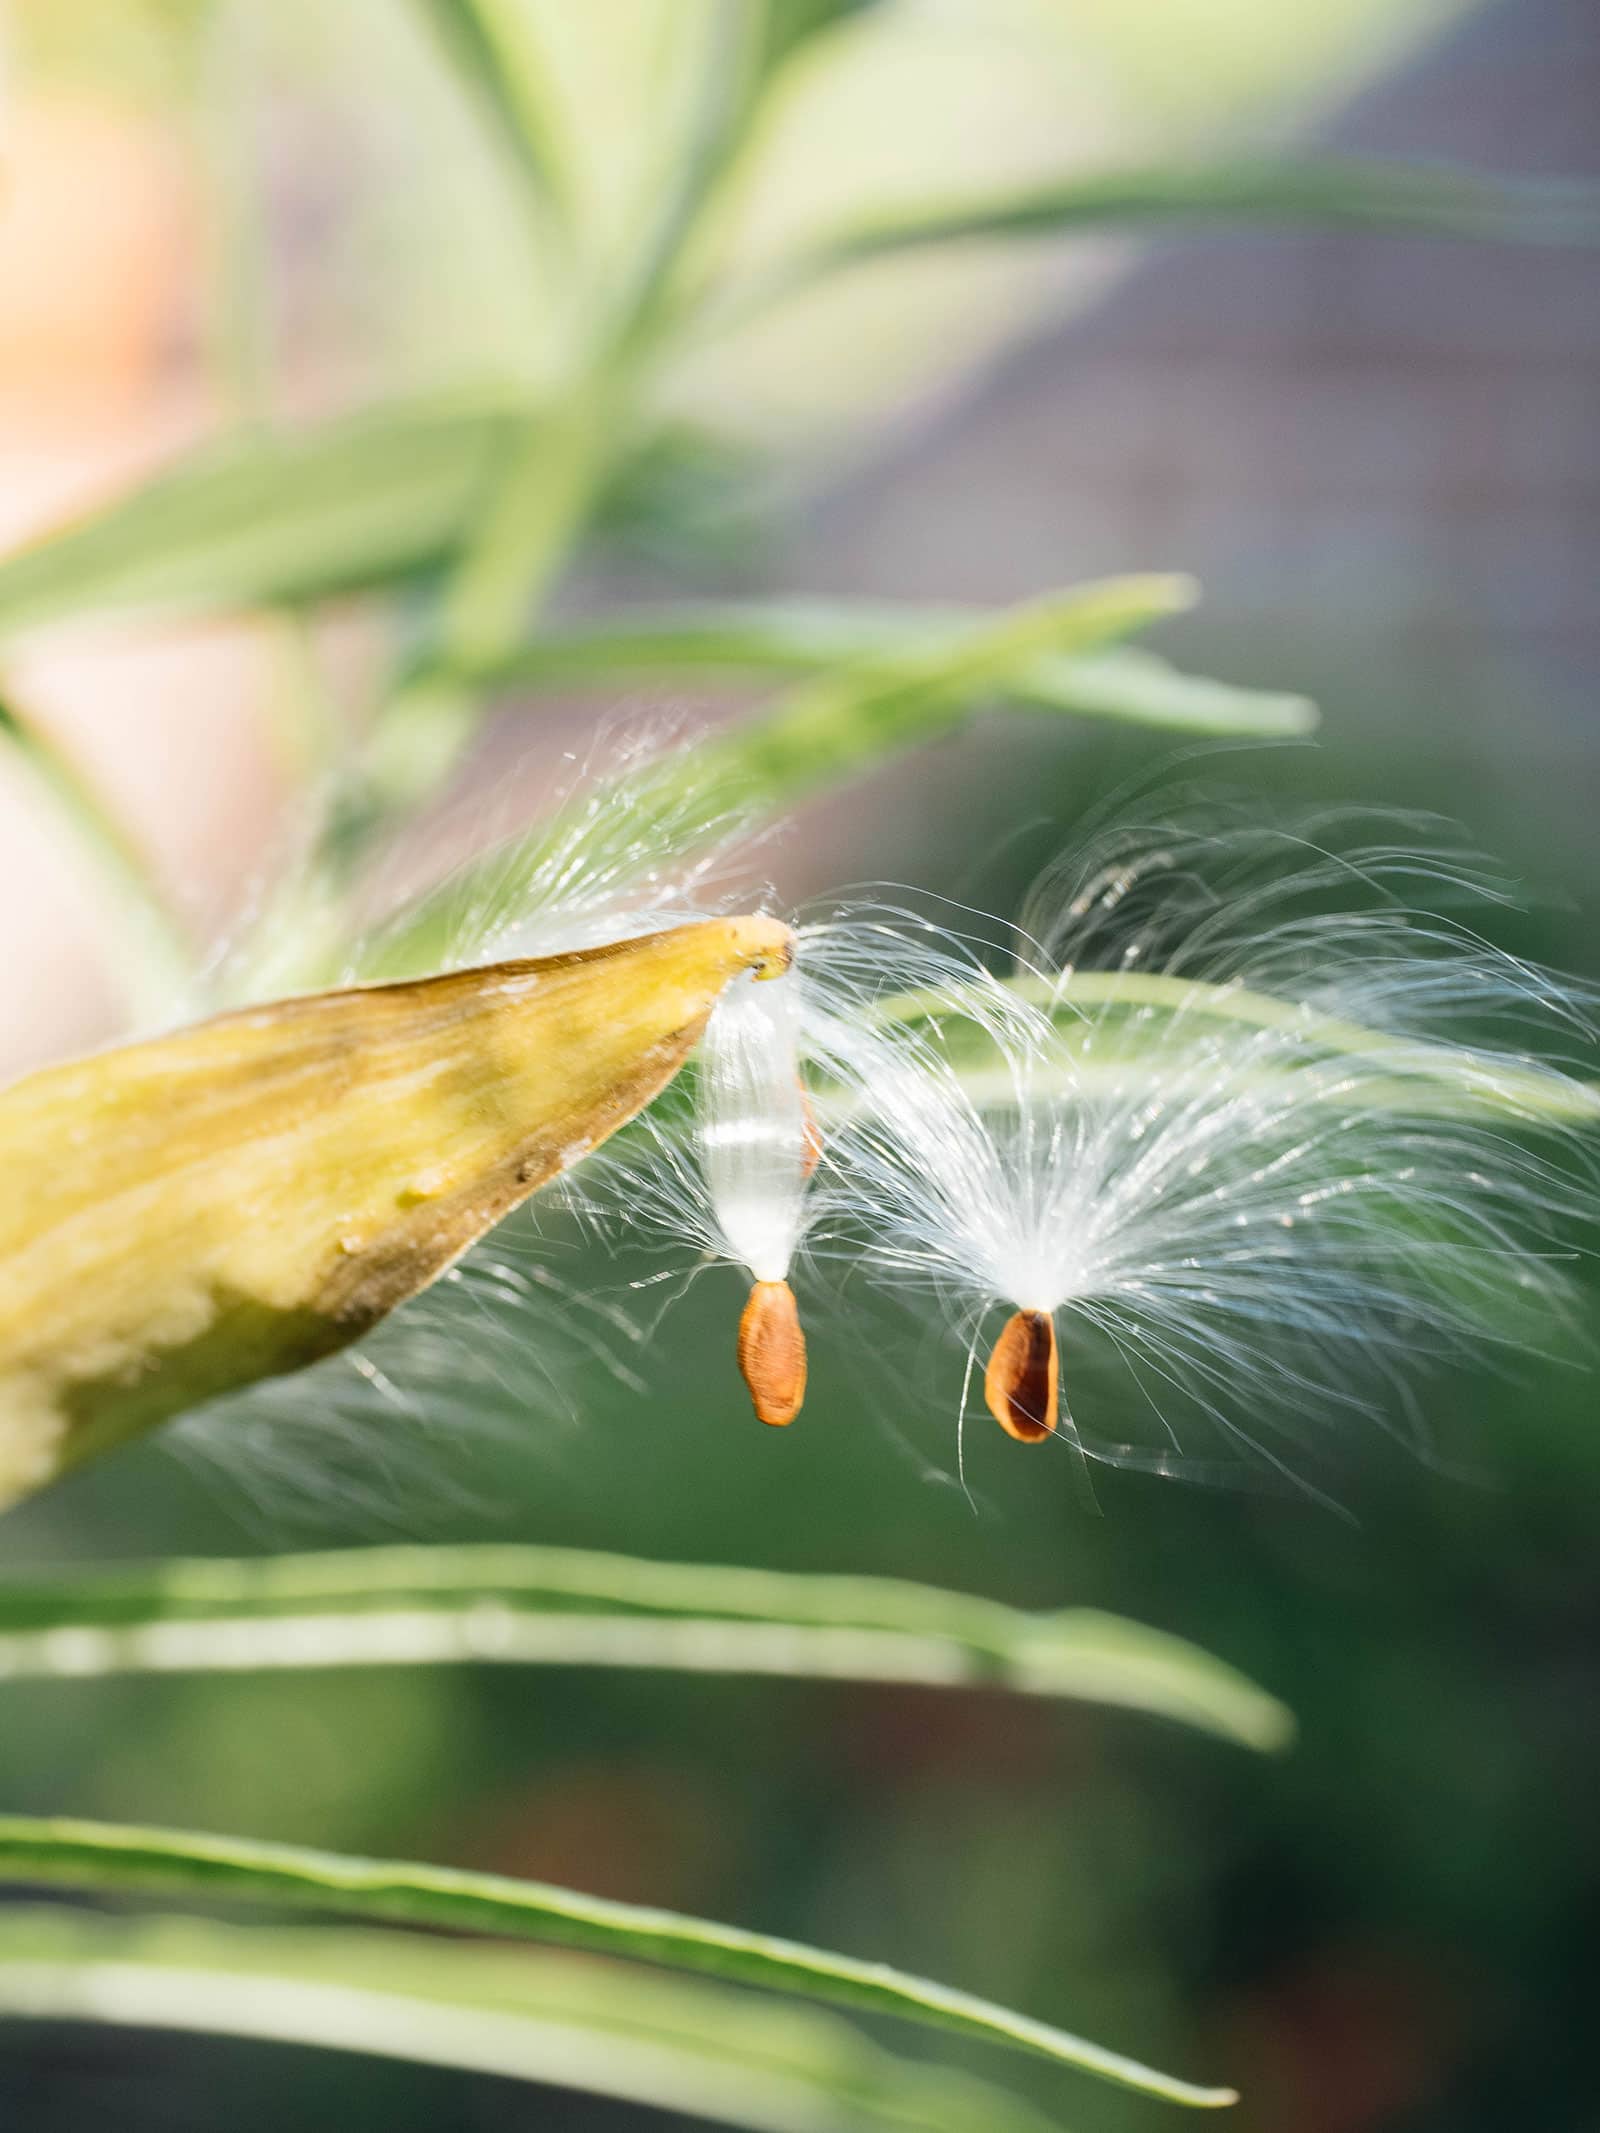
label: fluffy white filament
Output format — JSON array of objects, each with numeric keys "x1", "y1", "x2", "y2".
[
  {"x1": 696, "y1": 969, "x2": 813, "y2": 1285},
  {"x1": 830, "y1": 808, "x2": 1597, "y2": 1478}
]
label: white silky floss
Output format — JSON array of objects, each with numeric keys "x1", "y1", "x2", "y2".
[{"x1": 696, "y1": 967, "x2": 815, "y2": 1289}]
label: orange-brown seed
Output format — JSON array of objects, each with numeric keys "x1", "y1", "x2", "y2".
[
  {"x1": 737, "y1": 1278, "x2": 807, "y2": 1427},
  {"x1": 983, "y1": 1309, "x2": 1059, "y2": 1442}
]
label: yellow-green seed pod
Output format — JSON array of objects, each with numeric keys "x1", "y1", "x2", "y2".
[{"x1": 0, "y1": 917, "x2": 793, "y2": 1509}]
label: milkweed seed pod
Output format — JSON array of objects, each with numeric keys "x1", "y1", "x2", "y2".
[{"x1": 0, "y1": 917, "x2": 793, "y2": 1507}]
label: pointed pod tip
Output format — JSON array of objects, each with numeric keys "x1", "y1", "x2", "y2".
[
  {"x1": 719, "y1": 914, "x2": 795, "y2": 982},
  {"x1": 737, "y1": 1278, "x2": 807, "y2": 1426},
  {"x1": 984, "y1": 1309, "x2": 1059, "y2": 1443}
]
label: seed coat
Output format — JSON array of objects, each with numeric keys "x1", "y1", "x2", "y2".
[
  {"x1": 736, "y1": 1279, "x2": 807, "y2": 1427},
  {"x1": 983, "y1": 1309, "x2": 1058, "y2": 1442}
]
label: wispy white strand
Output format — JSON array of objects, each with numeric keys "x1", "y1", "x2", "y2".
[
  {"x1": 198, "y1": 762, "x2": 1597, "y2": 1512},
  {"x1": 830, "y1": 804, "x2": 1596, "y2": 1482}
]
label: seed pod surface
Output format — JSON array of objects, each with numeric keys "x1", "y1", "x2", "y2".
[{"x1": 0, "y1": 916, "x2": 792, "y2": 1507}]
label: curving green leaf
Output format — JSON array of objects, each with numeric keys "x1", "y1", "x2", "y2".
[
  {"x1": 880, "y1": 970, "x2": 1600, "y2": 1129},
  {"x1": 0, "y1": 1543, "x2": 1292, "y2": 1751},
  {"x1": 0, "y1": 695, "x2": 196, "y2": 1021},
  {"x1": 357, "y1": 575, "x2": 1208, "y2": 980},
  {"x1": 0, "y1": 1907, "x2": 1063, "y2": 2133},
  {"x1": 713, "y1": 157, "x2": 1600, "y2": 326},
  {"x1": 0, "y1": 392, "x2": 530, "y2": 640},
  {"x1": 466, "y1": 599, "x2": 1317, "y2": 736},
  {"x1": 0, "y1": 1817, "x2": 1237, "y2": 2106},
  {"x1": 409, "y1": 0, "x2": 573, "y2": 224}
]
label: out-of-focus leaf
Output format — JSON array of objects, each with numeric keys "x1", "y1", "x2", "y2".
[
  {"x1": 0, "y1": 393, "x2": 530, "y2": 639},
  {"x1": 409, "y1": 0, "x2": 572, "y2": 222},
  {"x1": 718, "y1": 157, "x2": 1600, "y2": 322},
  {"x1": 678, "y1": 574, "x2": 1200, "y2": 800},
  {"x1": 0, "y1": 1908, "x2": 1063, "y2": 2133},
  {"x1": 754, "y1": 0, "x2": 883, "y2": 78},
  {"x1": 476, "y1": 600, "x2": 1317, "y2": 735},
  {"x1": 0, "y1": 1818, "x2": 1238, "y2": 2105},
  {"x1": 362, "y1": 576, "x2": 1202, "y2": 981},
  {"x1": 0, "y1": 696, "x2": 196, "y2": 1023},
  {"x1": 0, "y1": 1543, "x2": 1293, "y2": 1750},
  {"x1": 881, "y1": 970, "x2": 1600, "y2": 1129},
  {"x1": 0, "y1": 918, "x2": 792, "y2": 1510}
]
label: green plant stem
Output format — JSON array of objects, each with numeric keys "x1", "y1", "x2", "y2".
[{"x1": 362, "y1": 371, "x2": 627, "y2": 820}]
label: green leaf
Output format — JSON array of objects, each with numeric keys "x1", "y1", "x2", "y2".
[
  {"x1": 881, "y1": 970, "x2": 1600, "y2": 1129},
  {"x1": 0, "y1": 1907, "x2": 1064, "y2": 2133},
  {"x1": 753, "y1": 0, "x2": 883, "y2": 79},
  {"x1": 470, "y1": 599, "x2": 1317, "y2": 736},
  {"x1": 0, "y1": 1542, "x2": 1292, "y2": 1751},
  {"x1": 676, "y1": 574, "x2": 1201, "y2": 802},
  {"x1": 714, "y1": 157, "x2": 1600, "y2": 324},
  {"x1": 0, "y1": 1818, "x2": 1236, "y2": 2106},
  {"x1": 0, "y1": 695, "x2": 196, "y2": 1020},
  {"x1": 0, "y1": 392, "x2": 530, "y2": 639},
  {"x1": 358, "y1": 575, "x2": 1206, "y2": 979},
  {"x1": 409, "y1": 0, "x2": 573, "y2": 225}
]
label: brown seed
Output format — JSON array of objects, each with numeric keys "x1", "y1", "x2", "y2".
[
  {"x1": 983, "y1": 1309, "x2": 1059, "y2": 1442},
  {"x1": 737, "y1": 1278, "x2": 807, "y2": 1427}
]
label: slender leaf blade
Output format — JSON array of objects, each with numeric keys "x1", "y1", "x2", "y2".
[
  {"x1": 409, "y1": 0, "x2": 572, "y2": 220},
  {"x1": 720, "y1": 157, "x2": 1600, "y2": 322},
  {"x1": 359, "y1": 576, "x2": 1205, "y2": 979},
  {"x1": 679, "y1": 574, "x2": 1198, "y2": 802},
  {"x1": 0, "y1": 1543, "x2": 1293, "y2": 1751},
  {"x1": 0, "y1": 1907, "x2": 1064, "y2": 2133},
  {"x1": 0, "y1": 1817, "x2": 1237, "y2": 2105},
  {"x1": 0, "y1": 393, "x2": 529, "y2": 639},
  {"x1": 879, "y1": 970, "x2": 1600, "y2": 1129},
  {"x1": 471, "y1": 600, "x2": 1317, "y2": 736}
]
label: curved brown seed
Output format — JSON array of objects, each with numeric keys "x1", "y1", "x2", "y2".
[
  {"x1": 983, "y1": 1309, "x2": 1058, "y2": 1442},
  {"x1": 736, "y1": 1279, "x2": 807, "y2": 1427}
]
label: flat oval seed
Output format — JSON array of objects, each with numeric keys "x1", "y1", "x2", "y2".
[
  {"x1": 983, "y1": 1309, "x2": 1058, "y2": 1442},
  {"x1": 736, "y1": 1279, "x2": 807, "y2": 1427}
]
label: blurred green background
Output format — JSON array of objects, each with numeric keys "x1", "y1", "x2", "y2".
[{"x1": 0, "y1": 2, "x2": 1596, "y2": 2129}]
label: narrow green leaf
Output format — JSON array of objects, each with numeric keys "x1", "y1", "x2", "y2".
[
  {"x1": 409, "y1": 0, "x2": 573, "y2": 225},
  {"x1": 360, "y1": 576, "x2": 1204, "y2": 979},
  {"x1": 880, "y1": 970, "x2": 1600, "y2": 1129},
  {"x1": 469, "y1": 600, "x2": 1317, "y2": 736},
  {"x1": 678, "y1": 574, "x2": 1199, "y2": 803},
  {"x1": 753, "y1": 0, "x2": 884, "y2": 80},
  {"x1": 0, "y1": 1817, "x2": 1237, "y2": 2106},
  {"x1": 0, "y1": 393, "x2": 530, "y2": 639},
  {"x1": 0, "y1": 1543, "x2": 1292, "y2": 1750},
  {"x1": 714, "y1": 157, "x2": 1600, "y2": 325},
  {"x1": 0, "y1": 695, "x2": 196, "y2": 1021},
  {"x1": 0, "y1": 1908, "x2": 1063, "y2": 2133}
]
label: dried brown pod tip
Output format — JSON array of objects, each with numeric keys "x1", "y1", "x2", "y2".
[
  {"x1": 983, "y1": 1309, "x2": 1059, "y2": 1442},
  {"x1": 736, "y1": 1278, "x2": 807, "y2": 1427}
]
